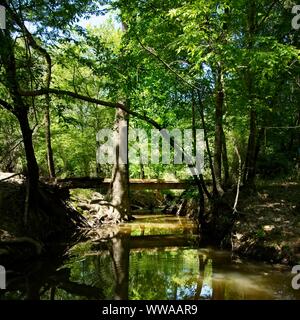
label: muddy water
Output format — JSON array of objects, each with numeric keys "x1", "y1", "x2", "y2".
[{"x1": 1, "y1": 214, "x2": 300, "y2": 300}]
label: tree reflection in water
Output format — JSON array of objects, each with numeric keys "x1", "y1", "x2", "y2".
[
  {"x1": 1, "y1": 216, "x2": 300, "y2": 300},
  {"x1": 109, "y1": 233, "x2": 130, "y2": 300}
]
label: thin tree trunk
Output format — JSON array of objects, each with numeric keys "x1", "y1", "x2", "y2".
[
  {"x1": 221, "y1": 128, "x2": 230, "y2": 187},
  {"x1": 243, "y1": 107, "x2": 257, "y2": 186},
  {"x1": 214, "y1": 63, "x2": 224, "y2": 193},
  {"x1": 196, "y1": 91, "x2": 219, "y2": 197},
  {"x1": 191, "y1": 95, "x2": 208, "y2": 226},
  {"x1": 192, "y1": 96, "x2": 211, "y2": 199},
  {"x1": 252, "y1": 127, "x2": 265, "y2": 174},
  {"x1": 44, "y1": 101, "x2": 56, "y2": 178},
  {"x1": 140, "y1": 163, "x2": 145, "y2": 179}
]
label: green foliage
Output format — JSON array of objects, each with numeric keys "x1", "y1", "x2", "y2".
[
  {"x1": 255, "y1": 229, "x2": 266, "y2": 239},
  {"x1": 0, "y1": 0, "x2": 299, "y2": 183}
]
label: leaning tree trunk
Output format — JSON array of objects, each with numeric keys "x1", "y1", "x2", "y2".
[
  {"x1": 0, "y1": 28, "x2": 40, "y2": 227},
  {"x1": 16, "y1": 109, "x2": 41, "y2": 231},
  {"x1": 108, "y1": 107, "x2": 131, "y2": 222},
  {"x1": 17, "y1": 110, "x2": 40, "y2": 188}
]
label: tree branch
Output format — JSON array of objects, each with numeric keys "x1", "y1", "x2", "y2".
[
  {"x1": 5, "y1": 2, "x2": 52, "y2": 95},
  {"x1": 138, "y1": 39, "x2": 202, "y2": 92},
  {"x1": 19, "y1": 87, "x2": 163, "y2": 130},
  {"x1": 20, "y1": 87, "x2": 205, "y2": 180},
  {"x1": 256, "y1": 0, "x2": 279, "y2": 30},
  {"x1": 0, "y1": 98, "x2": 14, "y2": 112}
]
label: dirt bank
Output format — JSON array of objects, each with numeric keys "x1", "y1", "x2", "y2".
[
  {"x1": 231, "y1": 182, "x2": 300, "y2": 265},
  {"x1": 0, "y1": 174, "x2": 87, "y2": 265}
]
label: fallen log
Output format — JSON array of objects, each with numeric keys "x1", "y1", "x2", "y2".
[
  {"x1": 44, "y1": 177, "x2": 203, "y2": 190},
  {"x1": 44, "y1": 177, "x2": 105, "y2": 190}
]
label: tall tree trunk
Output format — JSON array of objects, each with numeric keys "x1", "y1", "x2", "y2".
[
  {"x1": 0, "y1": 29, "x2": 39, "y2": 218},
  {"x1": 196, "y1": 91, "x2": 219, "y2": 197},
  {"x1": 191, "y1": 94, "x2": 209, "y2": 227},
  {"x1": 107, "y1": 14, "x2": 131, "y2": 222},
  {"x1": 191, "y1": 93, "x2": 212, "y2": 200},
  {"x1": 214, "y1": 64, "x2": 224, "y2": 192},
  {"x1": 108, "y1": 107, "x2": 131, "y2": 222},
  {"x1": 243, "y1": 0, "x2": 257, "y2": 188}
]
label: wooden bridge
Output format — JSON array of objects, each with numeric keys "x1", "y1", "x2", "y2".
[{"x1": 47, "y1": 177, "x2": 197, "y2": 190}]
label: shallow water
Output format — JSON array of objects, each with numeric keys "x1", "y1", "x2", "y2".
[{"x1": 1, "y1": 214, "x2": 300, "y2": 300}]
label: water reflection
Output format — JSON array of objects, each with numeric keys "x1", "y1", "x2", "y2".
[
  {"x1": 0, "y1": 215, "x2": 299, "y2": 300},
  {"x1": 110, "y1": 235, "x2": 130, "y2": 300}
]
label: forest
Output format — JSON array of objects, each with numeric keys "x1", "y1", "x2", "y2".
[{"x1": 0, "y1": 0, "x2": 300, "y2": 301}]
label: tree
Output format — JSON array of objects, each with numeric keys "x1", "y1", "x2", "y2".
[
  {"x1": 1, "y1": 0, "x2": 299, "y2": 242},
  {"x1": 108, "y1": 107, "x2": 131, "y2": 222}
]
